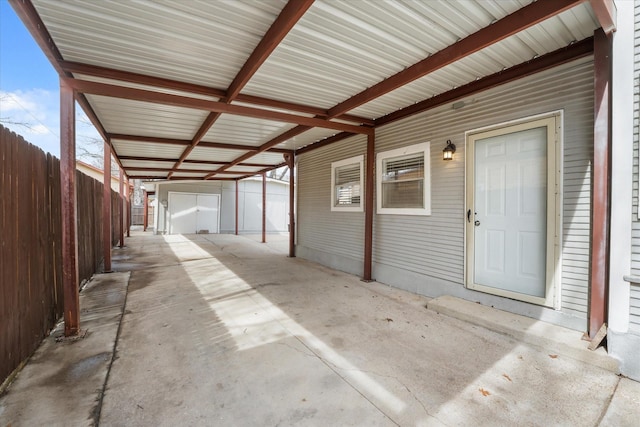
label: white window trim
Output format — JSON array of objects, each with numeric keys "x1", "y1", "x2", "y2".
[
  {"x1": 331, "y1": 155, "x2": 364, "y2": 212},
  {"x1": 376, "y1": 142, "x2": 431, "y2": 216}
]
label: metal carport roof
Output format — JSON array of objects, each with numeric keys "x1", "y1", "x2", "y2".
[{"x1": 10, "y1": 0, "x2": 613, "y2": 182}]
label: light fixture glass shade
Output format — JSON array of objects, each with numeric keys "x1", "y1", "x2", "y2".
[{"x1": 443, "y1": 140, "x2": 456, "y2": 161}]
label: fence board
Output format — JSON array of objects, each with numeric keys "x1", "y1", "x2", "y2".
[
  {"x1": 132, "y1": 206, "x2": 144, "y2": 226},
  {"x1": 0, "y1": 125, "x2": 121, "y2": 385},
  {"x1": 111, "y1": 192, "x2": 120, "y2": 246}
]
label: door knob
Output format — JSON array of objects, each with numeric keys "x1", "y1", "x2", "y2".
[{"x1": 474, "y1": 220, "x2": 481, "y2": 226}]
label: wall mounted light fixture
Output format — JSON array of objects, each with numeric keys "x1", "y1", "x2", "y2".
[{"x1": 443, "y1": 140, "x2": 456, "y2": 161}]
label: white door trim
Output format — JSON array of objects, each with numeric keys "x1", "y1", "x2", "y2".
[{"x1": 465, "y1": 112, "x2": 563, "y2": 308}]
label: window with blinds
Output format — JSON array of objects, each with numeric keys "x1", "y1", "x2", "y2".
[
  {"x1": 381, "y1": 154, "x2": 424, "y2": 208},
  {"x1": 331, "y1": 155, "x2": 364, "y2": 212},
  {"x1": 377, "y1": 142, "x2": 431, "y2": 215}
]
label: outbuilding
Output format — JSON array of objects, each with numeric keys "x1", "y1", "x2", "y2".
[{"x1": 145, "y1": 177, "x2": 290, "y2": 235}]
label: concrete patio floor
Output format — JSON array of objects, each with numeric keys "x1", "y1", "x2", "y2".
[{"x1": 1, "y1": 230, "x2": 639, "y2": 426}]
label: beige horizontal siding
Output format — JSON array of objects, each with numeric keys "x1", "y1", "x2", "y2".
[
  {"x1": 297, "y1": 57, "x2": 594, "y2": 322},
  {"x1": 629, "y1": 1, "x2": 640, "y2": 332},
  {"x1": 297, "y1": 135, "x2": 367, "y2": 261}
]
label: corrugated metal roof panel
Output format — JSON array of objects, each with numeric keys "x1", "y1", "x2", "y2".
[
  {"x1": 33, "y1": 0, "x2": 285, "y2": 89},
  {"x1": 85, "y1": 94, "x2": 206, "y2": 139},
  {"x1": 516, "y1": 4, "x2": 598, "y2": 51},
  {"x1": 187, "y1": 147, "x2": 250, "y2": 163},
  {"x1": 226, "y1": 165, "x2": 266, "y2": 174},
  {"x1": 349, "y1": 3, "x2": 599, "y2": 119},
  {"x1": 111, "y1": 140, "x2": 186, "y2": 159},
  {"x1": 180, "y1": 163, "x2": 224, "y2": 171},
  {"x1": 128, "y1": 170, "x2": 166, "y2": 178},
  {"x1": 243, "y1": 0, "x2": 532, "y2": 109},
  {"x1": 203, "y1": 114, "x2": 298, "y2": 147},
  {"x1": 231, "y1": 101, "x2": 316, "y2": 117},
  {"x1": 275, "y1": 127, "x2": 339, "y2": 150},
  {"x1": 245, "y1": 152, "x2": 288, "y2": 165},
  {"x1": 171, "y1": 172, "x2": 208, "y2": 179},
  {"x1": 74, "y1": 74, "x2": 220, "y2": 102},
  {"x1": 120, "y1": 160, "x2": 176, "y2": 169},
  {"x1": 214, "y1": 174, "x2": 248, "y2": 179}
]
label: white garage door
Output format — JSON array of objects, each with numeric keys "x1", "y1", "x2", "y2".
[{"x1": 168, "y1": 192, "x2": 220, "y2": 234}]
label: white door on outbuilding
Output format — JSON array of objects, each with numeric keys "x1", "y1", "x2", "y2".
[
  {"x1": 195, "y1": 194, "x2": 219, "y2": 234},
  {"x1": 168, "y1": 192, "x2": 220, "y2": 234}
]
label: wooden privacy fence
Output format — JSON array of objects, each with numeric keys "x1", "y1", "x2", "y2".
[
  {"x1": 0, "y1": 125, "x2": 122, "y2": 386},
  {"x1": 132, "y1": 206, "x2": 144, "y2": 225},
  {"x1": 132, "y1": 204, "x2": 155, "y2": 228}
]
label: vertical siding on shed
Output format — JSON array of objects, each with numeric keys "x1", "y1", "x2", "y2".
[
  {"x1": 297, "y1": 135, "x2": 367, "y2": 267},
  {"x1": 298, "y1": 57, "x2": 594, "y2": 321},
  {"x1": 629, "y1": 1, "x2": 640, "y2": 331},
  {"x1": 220, "y1": 181, "x2": 237, "y2": 232},
  {"x1": 220, "y1": 179, "x2": 289, "y2": 233}
]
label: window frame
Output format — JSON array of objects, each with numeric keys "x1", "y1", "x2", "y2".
[
  {"x1": 330, "y1": 155, "x2": 364, "y2": 212},
  {"x1": 376, "y1": 142, "x2": 431, "y2": 216}
]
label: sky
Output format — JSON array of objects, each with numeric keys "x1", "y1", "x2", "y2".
[{"x1": 0, "y1": 0, "x2": 101, "y2": 161}]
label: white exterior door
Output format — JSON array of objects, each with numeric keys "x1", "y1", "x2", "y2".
[
  {"x1": 169, "y1": 193, "x2": 198, "y2": 234},
  {"x1": 475, "y1": 127, "x2": 547, "y2": 297},
  {"x1": 466, "y1": 115, "x2": 560, "y2": 307},
  {"x1": 196, "y1": 194, "x2": 219, "y2": 234},
  {"x1": 168, "y1": 192, "x2": 220, "y2": 234}
]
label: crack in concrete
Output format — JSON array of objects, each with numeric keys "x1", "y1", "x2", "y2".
[
  {"x1": 596, "y1": 375, "x2": 622, "y2": 426},
  {"x1": 94, "y1": 274, "x2": 131, "y2": 426},
  {"x1": 319, "y1": 359, "x2": 448, "y2": 425},
  {"x1": 306, "y1": 351, "x2": 401, "y2": 427},
  {"x1": 275, "y1": 341, "x2": 315, "y2": 357},
  {"x1": 398, "y1": 380, "x2": 448, "y2": 426}
]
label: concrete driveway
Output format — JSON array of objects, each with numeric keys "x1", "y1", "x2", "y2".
[{"x1": 2, "y1": 231, "x2": 638, "y2": 426}]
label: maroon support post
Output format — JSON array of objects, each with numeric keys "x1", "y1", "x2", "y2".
[
  {"x1": 235, "y1": 179, "x2": 239, "y2": 235},
  {"x1": 126, "y1": 177, "x2": 131, "y2": 237},
  {"x1": 262, "y1": 172, "x2": 267, "y2": 243},
  {"x1": 284, "y1": 153, "x2": 295, "y2": 258},
  {"x1": 60, "y1": 79, "x2": 80, "y2": 336},
  {"x1": 119, "y1": 169, "x2": 125, "y2": 247},
  {"x1": 143, "y1": 190, "x2": 148, "y2": 232},
  {"x1": 589, "y1": 28, "x2": 611, "y2": 338},
  {"x1": 103, "y1": 141, "x2": 112, "y2": 272},
  {"x1": 363, "y1": 132, "x2": 375, "y2": 281}
]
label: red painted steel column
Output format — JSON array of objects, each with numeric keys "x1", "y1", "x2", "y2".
[
  {"x1": 60, "y1": 79, "x2": 80, "y2": 336},
  {"x1": 126, "y1": 177, "x2": 131, "y2": 237},
  {"x1": 262, "y1": 173, "x2": 267, "y2": 243},
  {"x1": 143, "y1": 190, "x2": 148, "y2": 231},
  {"x1": 363, "y1": 132, "x2": 375, "y2": 281},
  {"x1": 285, "y1": 154, "x2": 295, "y2": 258},
  {"x1": 103, "y1": 140, "x2": 112, "y2": 272},
  {"x1": 235, "y1": 180, "x2": 239, "y2": 235},
  {"x1": 119, "y1": 169, "x2": 124, "y2": 247},
  {"x1": 590, "y1": 28, "x2": 611, "y2": 338}
]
